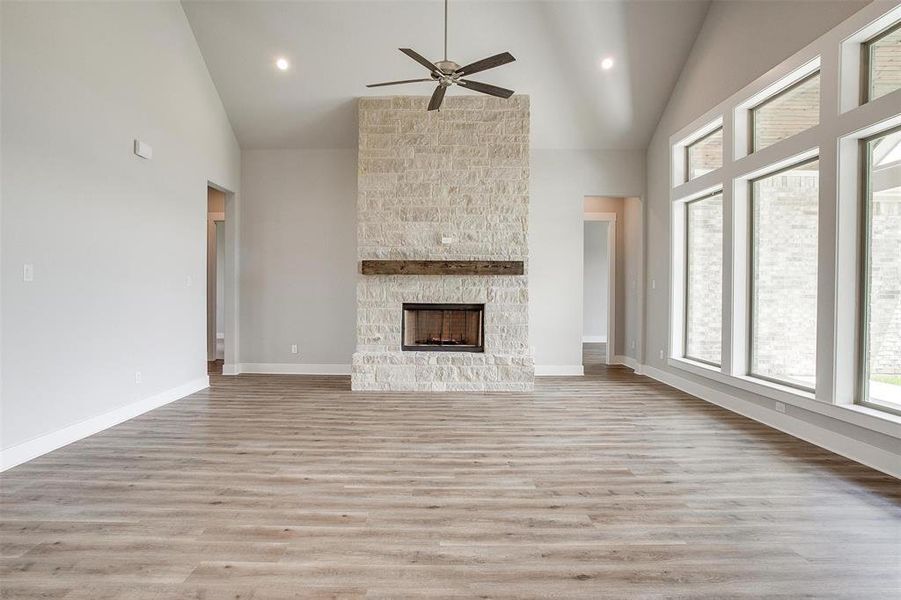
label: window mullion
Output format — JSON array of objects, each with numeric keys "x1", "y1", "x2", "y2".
[{"x1": 720, "y1": 118, "x2": 736, "y2": 376}]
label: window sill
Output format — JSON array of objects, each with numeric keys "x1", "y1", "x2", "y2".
[
  {"x1": 667, "y1": 357, "x2": 901, "y2": 439},
  {"x1": 668, "y1": 356, "x2": 814, "y2": 402}
]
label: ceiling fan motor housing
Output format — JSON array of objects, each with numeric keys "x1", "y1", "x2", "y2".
[{"x1": 435, "y1": 60, "x2": 460, "y2": 75}]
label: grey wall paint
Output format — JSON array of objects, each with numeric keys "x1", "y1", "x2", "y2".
[
  {"x1": 239, "y1": 150, "x2": 357, "y2": 365},
  {"x1": 642, "y1": 1, "x2": 901, "y2": 451},
  {"x1": 1, "y1": 1, "x2": 240, "y2": 451},
  {"x1": 216, "y1": 221, "x2": 225, "y2": 340},
  {"x1": 623, "y1": 196, "x2": 644, "y2": 363},
  {"x1": 530, "y1": 150, "x2": 644, "y2": 368},
  {"x1": 583, "y1": 222, "x2": 609, "y2": 340},
  {"x1": 239, "y1": 148, "x2": 644, "y2": 370}
]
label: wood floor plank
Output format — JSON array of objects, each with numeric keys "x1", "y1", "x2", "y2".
[{"x1": 1, "y1": 350, "x2": 898, "y2": 598}]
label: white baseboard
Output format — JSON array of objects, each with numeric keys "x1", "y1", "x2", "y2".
[
  {"x1": 0, "y1": 376, "x2": 209, "y2": 472},
  {"x1": 535, "y1": 365, "x2": 584, "y2": 376},
  {"x1": 222, "y1": 363, "x2": 240, "y2": 375},
  {"x1": 582, "y1": 335, "x2": 608, "y2": 343},
  {"x1": 613, "y1": 354, "x2": 641, "y2": 373},
  {"x1": 238, "y1": 363, "x2": 351, "y2": 375},
  {"x1": 641, "y1": 364, "x2": 900, "y2": 479}
]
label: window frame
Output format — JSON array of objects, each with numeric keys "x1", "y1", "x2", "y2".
[
  {"x1": 684, "y1": 127, "x2": 724, "y2": 183},
  {"x1": 682, "y1": 191, "x2": 724, "y2": 367},
  {"x1": 747, "y1": 156, "x2": 820, "y2": 393},
  {"x1": 861, "y1": 20, "x2": 901, "y2": 104},
  {"x1": 857, "y1": 124, "x2": 901, "y2": 416},
  {"x1": 667, "y1": 2, "x2": 901, "y2": 444},
  {"x1": 749, "y1": 70, "x2": 821, "y2": 154}
]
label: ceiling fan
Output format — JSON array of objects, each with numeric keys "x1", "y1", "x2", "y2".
[{"x1": 366, "y1": 0, "x2": 516, "y2": 111}]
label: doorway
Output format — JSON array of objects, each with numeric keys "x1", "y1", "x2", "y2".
[
  {"x1": 583, "y1": 214, "x2": 616, "y2": 372},
  {"x1": 582, "y1": 195, "x2": 644, "y2": 374},
  {"x1": 207, "y1": 187, "x2": 225, "y2": 374}
]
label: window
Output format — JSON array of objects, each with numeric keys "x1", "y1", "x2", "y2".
[
  {"x1": 684, "y1": 193, "x2": 723, "y2": 365},
  {"x1": 685, "y1": 128, "x2": 723, "y2": 181},
  {"x1": 863, "y1": 21, "x2": 901, "y2": 102},
  {"x1": 860, "y1": 127, "x2": 901, "y2": 413},
  {"x1": 750, "y1": 159, "x2": 819, "y2": 390},
  {"x1": 669, "y1": 3, "x2": 901, "y2": 429},
  {"x1": 751, "y1": 72, "x2": 820, "y2": 152}
]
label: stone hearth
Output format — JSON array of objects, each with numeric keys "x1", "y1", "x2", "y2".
[{"x1": 351, "y1": 95, "x2": 534, "y2": 391}]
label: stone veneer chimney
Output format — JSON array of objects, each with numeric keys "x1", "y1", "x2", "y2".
[{"x1": 351, "y1": 95, "x2": 534, "y2": 391}]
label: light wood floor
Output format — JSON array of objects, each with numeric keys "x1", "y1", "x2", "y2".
[
  {"x1": 2, "y1": 353, "x2": 899, "y2": 599},
  {"x1": 583, "y1": 342, "x2": 607, "y2": 376}
]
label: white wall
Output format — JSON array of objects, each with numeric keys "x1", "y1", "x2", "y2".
[
  {"x1": 239, "y1": 150, "x2": 357, "y2": 369},
  {"x1": 643, "y1": 0, "x2": 901, "y2": 473},
  {"x1": 0, "y1": 1, "x2": 240, "y2": 464},
  {"x1": 530, "y1": 150, "x2": 645, "y2": 372},
  {"x1": 583, "y1": 221, "x2": 609, "y2": 341}
]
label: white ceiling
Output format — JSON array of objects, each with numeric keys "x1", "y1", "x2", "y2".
[{"x1": 182, "y1": 0, "x2": 710, "y2": 150}]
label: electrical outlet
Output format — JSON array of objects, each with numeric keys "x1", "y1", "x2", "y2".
[
  {"x1": 291, "y1": 344, "x2": 298, "y2": 354},
  {"x1": 774, "y1": 401, "x2": 786, "y2": 413},
  {"x1": 185, "y1": 275, "x2": 193, "y2": 287},
  {"x1": 135, "y1": 371, "x2": 142, "y2": 384},
  {"x1": 659, "y1": 349, "x2": 664, "y2": 360},
  {"x1": 23, "y1": 264, "x2": 34, "y2": 282},
  {"x1": 651, "y1": 279, "x2": 656, "y2": 289},
  {"x1": 630, "y1": 339, "x2": 636, "y2": 350}
]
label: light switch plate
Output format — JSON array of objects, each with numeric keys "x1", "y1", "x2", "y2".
[{"x1": 23, "y1": 264, "x2": 34, "y2": 282}]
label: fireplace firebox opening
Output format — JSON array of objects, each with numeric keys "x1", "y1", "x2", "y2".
[{"x1": 402, "y1": 303, "x2": 485, "y2": 352}]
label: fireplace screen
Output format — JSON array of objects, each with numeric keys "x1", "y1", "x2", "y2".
[{"x1": 402, "y1": 303, "x2": 485, "y2": 352}]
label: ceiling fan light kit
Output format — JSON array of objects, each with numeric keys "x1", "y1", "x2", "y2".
[{"x1": 366, "y1": 0, "x2": 516, "y2": 111}]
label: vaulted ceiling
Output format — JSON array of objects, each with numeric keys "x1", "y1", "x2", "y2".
[{"x1": 182, "y1": 0, "x2": 710, "y2": 150}]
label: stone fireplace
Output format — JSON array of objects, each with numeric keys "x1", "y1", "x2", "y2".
[{"x1": 351, "y1": 95, "x2": 534, "y2": 391}]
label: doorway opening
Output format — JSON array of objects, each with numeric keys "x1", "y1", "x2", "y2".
[
  {"x1": 583, "y1": 212, "x2": 616, "y2": 373},
  {"x1": 207, "y1": 186, "x2": 225, "y2": 375},
  {"x1": 582, "y1": 196, "x2": 644, "y2": 375},
  {"x1": 583, "y1": 218, "x2": 612, "y2": 371}
]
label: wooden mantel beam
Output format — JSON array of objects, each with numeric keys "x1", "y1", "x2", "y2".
[{"x1": 361, "y1": 260, "x2": 524, "y2": 276}]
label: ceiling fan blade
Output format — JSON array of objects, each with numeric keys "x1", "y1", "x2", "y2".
[
  {"x1": 458, "y1": 79, "x2": 514, "y2": 99},
  {"x1": 455, "y1": 52, "x2": 515, "y2": 77},
  {"x1": 366, "y1": 78, "x2": 434, "y2": 88},
  {"x1": 399, "y1": 48, "x2": 438, "y2": 73},
  {"x1": 428, "y1": 85, "x2": 447, "y2": 111}
]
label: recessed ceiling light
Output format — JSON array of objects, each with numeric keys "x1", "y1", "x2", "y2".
[
  {"x1": 600, "y1": 57, "x2": 614, "y2": 71},
  {"x1": 276, "y1": 57, "x2": 289, "y2": 71}
]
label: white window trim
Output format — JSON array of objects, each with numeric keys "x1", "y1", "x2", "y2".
[
  {"x1": 673, "y1": 117, "x2": 723, "y2": 186},
  {"x1": 667, "y1": 356, "x2": 901, "y2": 438},
  {"x1": 671, "y1": 186, "x2": 723, "y2": 370},
  {"x1": 668, "y1": 1, "x2": 901, "y2": 438}
]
